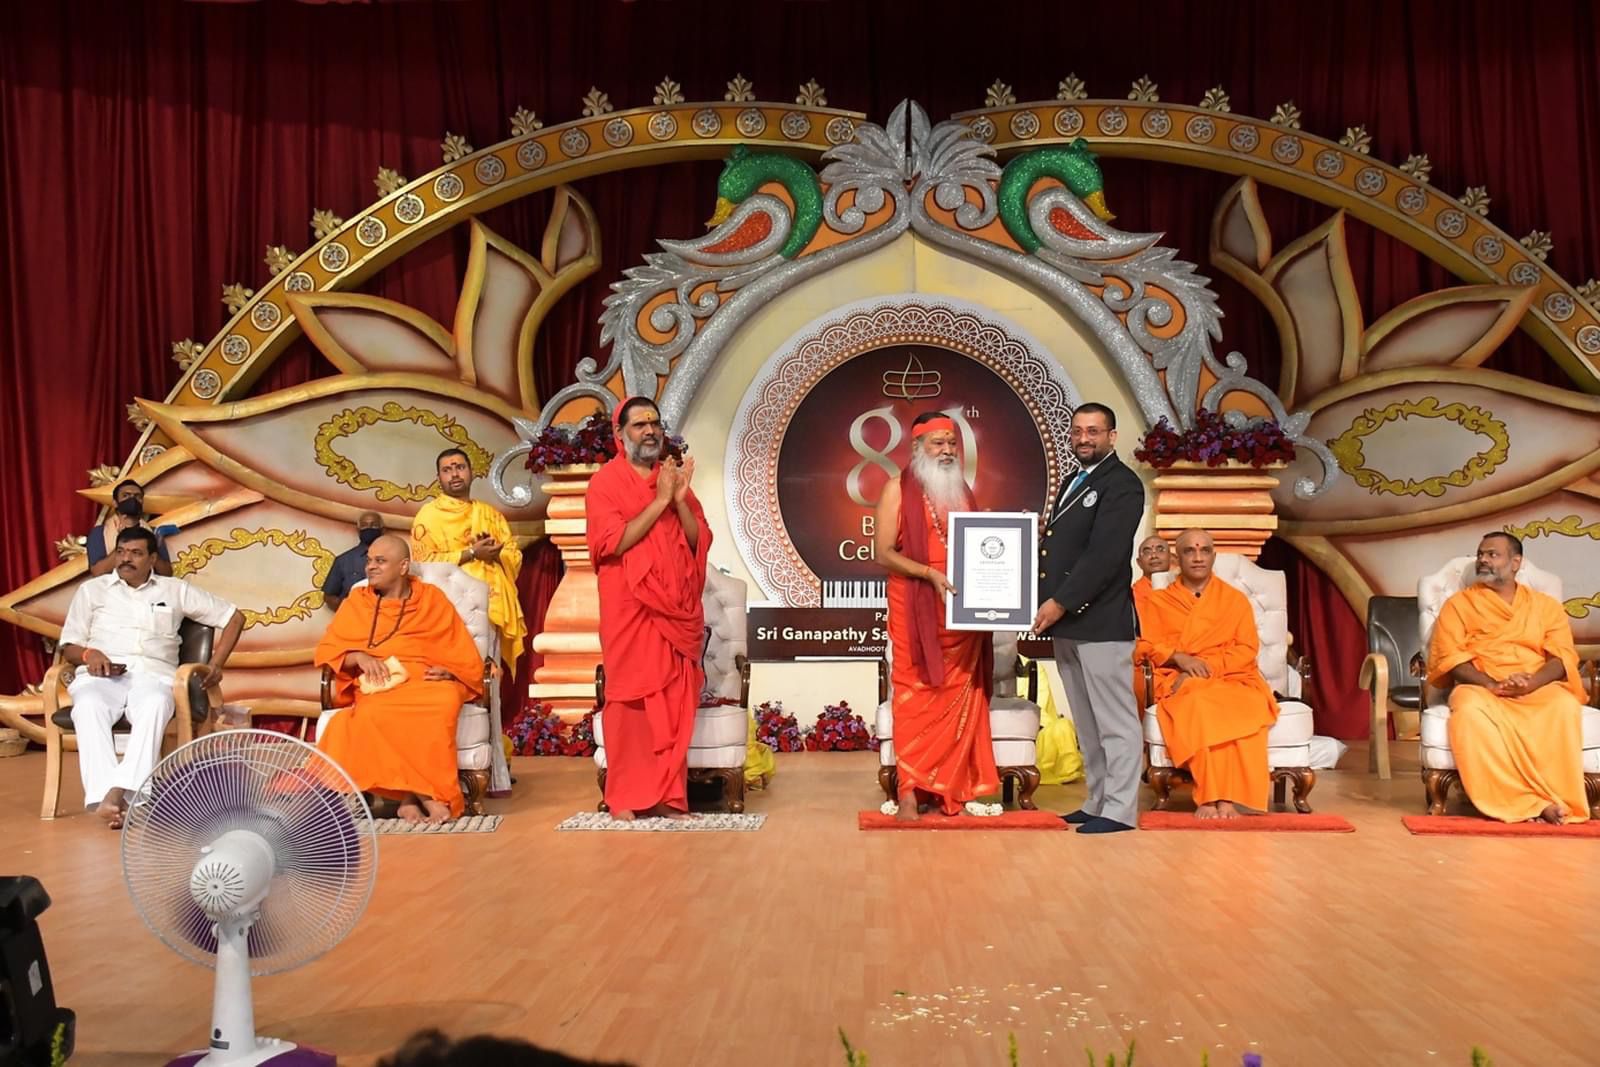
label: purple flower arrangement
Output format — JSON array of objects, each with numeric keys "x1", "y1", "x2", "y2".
[
  {"x1": 508, "y1": 700, "x2": 597, "y2": 757},
  {"x1": 1133, "y1": 408, "x2": 1295, "y2": 469},
  {"x1": 755, "y1": 701, "x2": 805, "y2": 752},
  {"x1": 524, "y1": 410, "x2": 687, "y2": 474},
  {"x1": 804, "y1": 700, "x2": 880, "y2": 752}
]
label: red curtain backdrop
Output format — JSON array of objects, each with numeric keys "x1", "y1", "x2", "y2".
[{"x1": 4, "y1": 0, "x2": 1599, "y2": 737}]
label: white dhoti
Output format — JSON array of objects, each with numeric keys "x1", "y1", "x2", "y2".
[{"x1": 67, "y1": 671, "x2": 175, "y2": 807}]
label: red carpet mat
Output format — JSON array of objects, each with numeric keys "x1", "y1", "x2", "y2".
[
  {"x1": 857, "y1": 810, "x2": 1067, "y2": 831},
  {"x1": 1401, "y1": 815, "x2": 1600, "y2": 837},
  {"x1": 1139, "y1": 811, "x2": 1355, "y2": 832}
]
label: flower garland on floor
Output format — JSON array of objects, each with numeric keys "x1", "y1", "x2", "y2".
[
  {"x1": 508, "y1": 700, "x2": 597, "y2": 757},
  {"x1": 805, "y1": 700, "x2": 880, "y2": 751}
]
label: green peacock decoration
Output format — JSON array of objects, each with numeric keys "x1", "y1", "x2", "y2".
[
  {"x1": 996, "y1": 138, "x2": 1115, "y2": 253},
  {"x1": 706, "y1": 145, "x2": 824, "y2": 258}
]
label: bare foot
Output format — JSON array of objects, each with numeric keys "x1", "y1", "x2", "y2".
[
  {"x1": 610, "y1": 808, "x2": 636, "y2": 822},
  {"x1": 396, "y1": 800, "x2": 424, "y2": 823},
  {"x1": 1215, "y1": 801, "x2": 1241, "y2": 820},
  {"x1": 1538, "y1": 803, "x2": 1566, "y2": 825},
  {"x1": 896, "y1": 789, "x2": 921, "y2": 822},
  {"x1": 664, "y1": 809, "x2": 694, "y2": 821},
  {"x1": 1195, "y1": 802, "x2": 1219, "y2": 820},
  {"x1": 98, "y1": 788, "x2": 127, "y2": 829},
  {"x1": 422, "y1": 799, "x2": 452, "y2": 825}
]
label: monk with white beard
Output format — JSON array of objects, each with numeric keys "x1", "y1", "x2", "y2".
[{"x1": 874, "y1": 411, "x2": 999, "y2": 820}]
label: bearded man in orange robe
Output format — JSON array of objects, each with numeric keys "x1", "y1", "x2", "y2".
[
  {"x1": 874, "y1": 411, "x2": 998, "y2": 821},
  {"x1": 587, "y1": 397, "x2": 710, "y2": 821},
  {"x1": 1427, "y1": 531, "x2": 1589, "y2": 824},
  {"x1": 315, "y1": 534, "x2": 485, "y2": 824},
  {"x1": 1135, "y1": 528, "x2": 1278, "y2": 819}
]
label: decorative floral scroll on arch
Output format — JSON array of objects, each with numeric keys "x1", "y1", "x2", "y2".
[
  {"x1": 1328, "y1": 397, "x2": 1509, "y2": 497},
  {"x1": 314, "y1": 402, "x2": 493, "y2": 503},
  {"x1": 171, "y1": 527, "x2": 336, "y2": 629},
  {"x1": 1503, "y1": 515, "x2": 1600, "y2": 619}
]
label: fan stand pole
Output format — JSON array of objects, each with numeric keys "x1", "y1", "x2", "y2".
[{"x1": 205, "y1": 914, "x2": 258, "y2": 1063}]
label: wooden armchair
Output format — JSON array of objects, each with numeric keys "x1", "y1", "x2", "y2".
[
  {"x1": 1141, "y1": 554, "x2": 1318, "y2": 813},
  {"x1": 40, "y1": 618, "x2": 219, "y2": 819},
  {"x1": 318, "y1": 563, "x2": 500, "y2": 815},
  {"x1": 1358, "y1": 595, "x2": 1425, "y2": 780},
  {"x1": 593, "y1": 565, "x2": 752, "y2": 813}
]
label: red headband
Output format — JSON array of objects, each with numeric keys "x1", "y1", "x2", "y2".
[{"x1": 912, "y1": 417, "x2": 956, "y2": 439}]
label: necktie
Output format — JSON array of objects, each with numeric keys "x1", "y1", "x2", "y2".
[{"x1": 1066, "y1": 470, "x2": 1087, "y2": 497}]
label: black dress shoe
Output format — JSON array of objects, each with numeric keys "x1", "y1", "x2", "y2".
[
  {"x1": 1061, "y1": 809, "x2": 1093, "y2": 824},
  {"x1": 1076, "y1": 816, "x2": 1136, "y2": 834}
]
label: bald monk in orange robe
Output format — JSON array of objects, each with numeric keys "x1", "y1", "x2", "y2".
[
  {"x1": 1427, "y1": 532, "x2": 1589, "y2": 824},
  {"x1": 1131, "y1": 535, "x2": 1170, "y2": 700},
  {"x1": 587, "y1": 397, "x2": 710, "y2": 821},
  {"x1": 315, "y1": 535, "x2": 485, "y2": 823},
  {"x1": 1136, "y1": 529, "x2": 1278, "y2": 818},
  {"x1": 874, "y1": 412, "x2": 999, "y2": 821}
]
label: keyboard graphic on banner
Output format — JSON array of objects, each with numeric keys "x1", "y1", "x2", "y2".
[{"x1": 821, "y1": 579, "x2": 887, "y2": 607}]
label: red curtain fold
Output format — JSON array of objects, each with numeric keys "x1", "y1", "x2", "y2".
[{"x1": 4, "y1": 0, "x2": 1599, "y2": 704}]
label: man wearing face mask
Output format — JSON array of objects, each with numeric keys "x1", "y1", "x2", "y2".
[
  {"x1": 85, "y1": 480, "x2": 172, "y2": 577},
  {"x1": 322, "y1": 511, "x2": 386, "y2": 612}
]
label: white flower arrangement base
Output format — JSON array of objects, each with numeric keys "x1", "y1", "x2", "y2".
[{"x1": 878, "y1": 799, "x2": 1003, "y2": 817}]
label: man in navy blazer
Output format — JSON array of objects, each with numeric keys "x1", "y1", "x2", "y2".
[{"x1": 1031, "y1": 402, "x2": 1146, "y2": 833}]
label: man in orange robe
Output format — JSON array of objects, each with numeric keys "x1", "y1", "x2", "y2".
[
  {"x1": 1131, "y1": 535, "x2": 1170, "y2": 700},
  {"x1": 1135, "y1": 529, "x2": 1278, "y2": 819},
  {"x1": 587, "y1": 397, "x2": 710, "y2": 821},
  {"x1": 1427, "y1": 532, "x2": 1589, "y2": 824},
  {"x1": 874, "y1": 412, "x2": 999, "y2": 820},
  {"x1": 315, "y1": 534, "x2": 485, "y2": 824}
]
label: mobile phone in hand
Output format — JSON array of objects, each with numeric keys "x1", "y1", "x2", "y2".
[{"x1": 109, "y1": 663, "x2": 128, "y2": 675}]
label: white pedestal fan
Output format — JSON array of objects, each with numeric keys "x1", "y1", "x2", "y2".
[{"x1": 121, "y1": 729, "x2": 377, "y2": 1066}]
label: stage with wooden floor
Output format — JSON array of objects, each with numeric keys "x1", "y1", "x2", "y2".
[{"x1": 6, "y1": 743, "x2": 1597, "y2": 1066}]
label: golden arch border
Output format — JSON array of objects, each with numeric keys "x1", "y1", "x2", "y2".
[
  {"x1": 1327, "y1": 396, "x2": 1511, "y2": 498},
  {"x1": 125, "y1": 96, "x2": 1600, "y2": 487},
  {"x1": 171, "y1": 526, "x2": 337, "y2": 629},
  {"x1": 312, "y1": 401, "x2": 496, "y2": 504}
]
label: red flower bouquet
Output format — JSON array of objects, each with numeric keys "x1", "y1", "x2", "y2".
[
  {"x1": 524, "y1": 411, "x2": 688, "y2": 474},
  {"x1": 1133, "y1": 409, "x2": 1295, "y2": 469},
  {"x1": 755, "y1": 701, "x2": 805, "y2": 752},
  {"x1": 804, "y1": 700, "x2": 880, "y2": 752}
]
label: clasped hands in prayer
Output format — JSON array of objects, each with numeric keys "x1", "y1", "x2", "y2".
[
  {"x1": 347, "y1": 650, "x2": 455, "y2": 685},
  {"x1": 652, "y1": 455, "x2": 696, "y2": 504},
  {"x1": 462, "y1": 532, "x2": 503, "y2": 563}
]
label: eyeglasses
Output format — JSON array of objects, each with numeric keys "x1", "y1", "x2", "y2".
[{"x1": 1068, "y1": 428, "x2": 1109, "y2": 440}]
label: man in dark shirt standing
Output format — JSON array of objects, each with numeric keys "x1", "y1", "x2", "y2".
[{"x1": 321, "y1": 511, "x2": 385, "y2": 611}]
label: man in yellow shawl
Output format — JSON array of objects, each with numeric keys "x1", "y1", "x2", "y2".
[
  {"x1": 1427, "y1": 532, "x2": 1590, "y2": 824},
  {"x1": 411, "y1": 447, "x2": 526, "y2": 676}
]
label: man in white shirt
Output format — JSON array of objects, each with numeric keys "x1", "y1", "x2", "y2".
[{"x1": 57, "y1": 527, "x2": 243, "y2": 827}]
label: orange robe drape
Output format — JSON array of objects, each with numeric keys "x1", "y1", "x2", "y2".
[
  {"x1": 1427, "y1": 583, "x2": 1589, "y2": 823},
  {"x1": 1136, "y1": 578, "x2": 1279, "y2": 810},
  {"x1": 887, "y1": 489, "x2": 998, "y2": 815},
  {"x1": 314, "y1": 580, "x2": 485, "y2": 817},
  {"x1": 587, "y1": 454, "x2": 710, "y2": 815}
]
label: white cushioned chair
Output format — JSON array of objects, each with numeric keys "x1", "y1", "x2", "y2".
[
  {"x1": 874, "y1": 632, "x2": 1043, "y2": 809},
  {"x1": 593, "y1": 565, "x2": 751, "y2": 812},
  {"x1": 1144, "y1": 554, "x2": 1318, "y2": 812},
  {"x1": 318, "y1": 562, "x2": 504, "y2": 815},
  {"x1": 1415, "y1": 556, "x2": 1600, "y2": 817}
]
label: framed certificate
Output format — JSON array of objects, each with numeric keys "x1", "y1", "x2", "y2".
[{"x1": 944, "y1": 511, "x2": 1038, "y2": 631}]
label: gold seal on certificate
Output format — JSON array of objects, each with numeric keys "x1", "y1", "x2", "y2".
[{"x1": 943, "y1": 512, "x2": 1039, "y2": 631}]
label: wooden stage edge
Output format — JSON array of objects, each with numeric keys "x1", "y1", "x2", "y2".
[{"x1": 3, "y1": 743, "x2": 1597, "y2": 1066}]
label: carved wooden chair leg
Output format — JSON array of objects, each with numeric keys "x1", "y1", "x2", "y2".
[
  {"x1": 1584, "y1": 773, "x2": 1600, "y2": 821},
  {"x1": 1015, "y1": 766, "x2": 1041, "y2": 810},
  {"x1": 877, "y1": 765, "x2": 898, "y2": 804},
  {"x1": 1271, "y1": 772, "x2": 1288, "y2": 812},
  {"x1": 459, "y1": 769, "x2": 490, "y2": 816},
  {"x1": 596, "y1": 767, "x2": 609, "y2": 813},
  {"x1": 1289, "y1": 768, "x2": 1316, "y2": 813},
  {"x1": 724, "y1": 768, "x2": 746, "y2": 814},
  {"x1": 41, "y1": 722, "x2": 64, "y2": 820},
  {"x1": 1148, "y1": 767, "x2": 1175, "y2": 811},
  {"x1": 1422, "y1": 767, "x2": 1457, "y2": 816}
]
